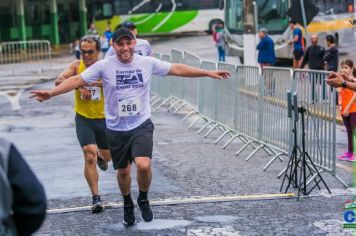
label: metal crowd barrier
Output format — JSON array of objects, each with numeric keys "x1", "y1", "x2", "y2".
[
  {"x1": 290, "y1": 69, "x2": 344, "y2": 186},
  {"x1": 0, "y1": 40, "x2": 51, "y2": 64},
  {"x1": 150, "y1": 53, "x2": 163, "y2": 106},
  {"x1": 151, "y1": 53, "x2": 172, "y2": 108},
  {"x1": 182, "y1": 51, "x2": 201, "y2": 111},
  {"x1": 150, "y1": 49, "x2": 346, "y2": 187},
  {"x1": 0, "y1": 40, "x2": 52, "y2": 75},
  {"x1": 259, "y1": 67, "x2": 295, "y2": 170}
]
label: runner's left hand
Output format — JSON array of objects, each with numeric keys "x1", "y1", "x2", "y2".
[{"x1": 208, "y1": 70, "x2": 230, "y2": 80}]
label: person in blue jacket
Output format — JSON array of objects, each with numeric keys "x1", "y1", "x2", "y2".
[{"x1": 256, "y1": 28, "x2": 276, "y2": 67}]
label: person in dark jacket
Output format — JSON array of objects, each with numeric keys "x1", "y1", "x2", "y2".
[
  {"x1": 0, "y1": 138, "x2": 46, "y2": 236},
  {"x1": 301, "y1": 34, "x2": 326, "y2": 101},
  {"x1": 256, "y1": 28, "x2": 276, "y2": 68},
  {"x1": 301, "y1": 34, "x2": 325, "y2": 70},
  {"x1": 323, "y1": 35, "x2": 339, "y2": 72}
]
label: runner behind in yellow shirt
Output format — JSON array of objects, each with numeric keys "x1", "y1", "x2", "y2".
[{"x1": 55, "y1": 35, "x2": 111, "y2": 213}]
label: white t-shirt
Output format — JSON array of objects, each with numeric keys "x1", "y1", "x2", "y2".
[
  {"x1": 105, "y1": 38, "x2": 153, "y2": 59},
  {"x1": 81, "y1": 55, "x2": 171, "y2": 131}
]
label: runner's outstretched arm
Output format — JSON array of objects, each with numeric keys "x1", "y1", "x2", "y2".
[
  {"x1": 30, "y1": 75, "x2": 86, "y2": 102},
  {"x1": 168, "y1": 63, "x2": 230, "y2": 80}
]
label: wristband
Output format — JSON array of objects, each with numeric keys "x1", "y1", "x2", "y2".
[{"x1": 342, "y1": 81, "x2": 347, "y2": 88}]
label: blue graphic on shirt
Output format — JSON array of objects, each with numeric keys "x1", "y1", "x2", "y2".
[{"x1": 116, "y1": 69, "x2": 144, "y2": 89}]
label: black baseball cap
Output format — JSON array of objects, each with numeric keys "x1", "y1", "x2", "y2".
[
  {"x1": 112, "y1": 27, "x2": 135, "y2": 42},
  {"x1": 122, "y1": 21, "x2": 136, "y2": 29}
]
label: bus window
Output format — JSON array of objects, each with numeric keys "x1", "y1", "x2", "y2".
[
  {"x1": 309, "y1": 0, "x2": 353, "y2": 16},
  {"x1": 102, "y1": 3, "x2": 113, "y2": 17},
  {"x1": 225, "y1": 0, "x2": 243, "y2": 32},
  {"x1": 113, "y1": 1, "x2": 132, "y2": 15},
  {"x1": 257, "y1": 0, "x2": 289, "y2": 34}
]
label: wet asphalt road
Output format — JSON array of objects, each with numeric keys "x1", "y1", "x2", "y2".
[{"x1": 0, "y1": 35, "x2": 355, "y2": 235}]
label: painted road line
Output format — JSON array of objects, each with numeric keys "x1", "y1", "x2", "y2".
[{"x1": 47, "y1": 192, "x2": 295, "y2": 214}]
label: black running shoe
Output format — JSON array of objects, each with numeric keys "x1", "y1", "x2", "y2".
[
  {"x1": 137, "y1": 199, "x2": 153, "y2": 222},
  {"x1": 92, "y1": 195, "x2": 104, "y2": 213},
  {"x1": 97, "y1": 153, "x2": 108, "y2": 171},
  {"x1": 123, "y1": 204, "x2": 136, "y2": 226}
]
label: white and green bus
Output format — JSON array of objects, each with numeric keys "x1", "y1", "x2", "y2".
[
  {"x1": 92, "y1": 0, "x2": 224, "y2": 35},
  {"x1": 225, "y1": 0, "x2": 355, "y2": 60}
]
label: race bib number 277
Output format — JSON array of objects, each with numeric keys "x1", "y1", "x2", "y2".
[{"x1": 81, "y1": 86, "x2": 101, "y2": 100}]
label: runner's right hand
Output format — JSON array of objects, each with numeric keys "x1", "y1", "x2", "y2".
[{"x1": 29, "y1": 90, "x2": 53, "y2": 102}]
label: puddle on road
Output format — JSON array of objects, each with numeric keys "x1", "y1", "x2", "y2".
[
  {"x1": 106, "y1": 219, "x2": 191, "y2": 231},
  {"x1": 195, "y1": 215, "x2": 240, "y2": 223},
  {"x1": 104, "y1": 215, "x2": 240, "y2": 233}
]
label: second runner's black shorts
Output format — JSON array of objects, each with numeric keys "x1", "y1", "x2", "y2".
[
  {"x1": 75, "y1": 113, "x2": 109, "y2": 149},
  {"x1": 106, "y1": 119, "x2": 154, "y2": 169}
]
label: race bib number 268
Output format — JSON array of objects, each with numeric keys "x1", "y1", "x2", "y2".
[{"x1": 118, "y1": 97, "x2": 141, "y2": 117}]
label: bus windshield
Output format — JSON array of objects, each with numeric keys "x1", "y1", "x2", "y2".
[{"x1": 226, "y1": 0, "x2": 289, "y2": 34}]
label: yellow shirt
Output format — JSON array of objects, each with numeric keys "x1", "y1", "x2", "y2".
[{"x1": 74, "y1": 60, "x2": 105, "y2": 119}]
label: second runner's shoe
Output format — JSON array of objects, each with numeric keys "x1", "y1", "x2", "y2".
[
  {"x1": 92, "y1": 195, "x2": 104, "y2": 213},
  {"x1": 97, "y1": 152, "x2": 108, "y2": 171}
]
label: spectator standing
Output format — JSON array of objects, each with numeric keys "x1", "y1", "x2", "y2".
[
  {"x1": 100, "y1": 35, "x2": 110, "y2": 58},
  {"x1": 301, "y1": 34, "x2": 326, "y2": 102},
  {"x1": 323, "y1": 35, "x2": 339, "y2": 72},
  {"x1": 337, "y1": 60, "x2": 356, "y2": 161},
  {"x1": 87, "y1": 23, "x2": 98, "y2": 36},
  {"x1": 256, "y1": 28, "x2": 275, "y2": 67},
  {"x1": 74, "y1": 39, "x2": 80, "y2": 60},
  {"x1": 301, "y1": 34, "x2": 325, "y2": 70},
  {"x1": 289, "y1": 20, "x2": 304, "y2": 68},
  {"x1": 104, "y1": 27, "x2": 112, "y2": 44},
  {"x1": 215, "y1": 22, "x2": 227, "y2": 62}
]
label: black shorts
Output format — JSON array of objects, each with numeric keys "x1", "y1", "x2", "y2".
[
  {"x1": 293, "y1": 49, "x2": 304, "y2": 61},
  {"x1": 75, "y1": 113, "x2": 109, "y2": 149},
  {"x1": 106, "y1": 119, "x2": 154, "y2": 169}
]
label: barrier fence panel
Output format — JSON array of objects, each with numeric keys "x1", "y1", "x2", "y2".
[
  {"x1": 155, "y1": 54, "x2": 171, "y2": 100},
  {"x1": 151, "y1": 53, "x2": 162, "y2": 97},
  {"x1": 215, "y1": 62, "x2": 237, "y2": 131},
  {"x1": 183, "y1": 51, "x2": 201, "y2": 110},
  {"x1": 293, "y1": 69, "x2": 336, "y2": 174},
  {"x1": 170, "y1": 49, "x2": 185, "y2": 101},
  {"x1": 260, "y1": 67, "x2": 294, "y2": 153},
  {"x1": 235, "y1": 65, "x2": 261, "y2": 139},
  {"x1": 199, "y1": 61, "x2": 218, "y2": 120},
  {"x1": 150, "y1": 50, "x2": 343, "y2": 185},
  {"x1": 0, "y1": 40, "x2": 51, "y2": 64}
]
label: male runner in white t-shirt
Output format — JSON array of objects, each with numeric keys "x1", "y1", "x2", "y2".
[
  {"x1": 105, "y1": 21, "x2": 152, "y2": 58},
  {"x1": 30, "y1": 27, "x2": 230, "y2": 226}
]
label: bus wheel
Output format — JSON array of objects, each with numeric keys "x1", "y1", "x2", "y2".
[{"x1": 208, "y1": 19, "x2": 223, "y2": 34}]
